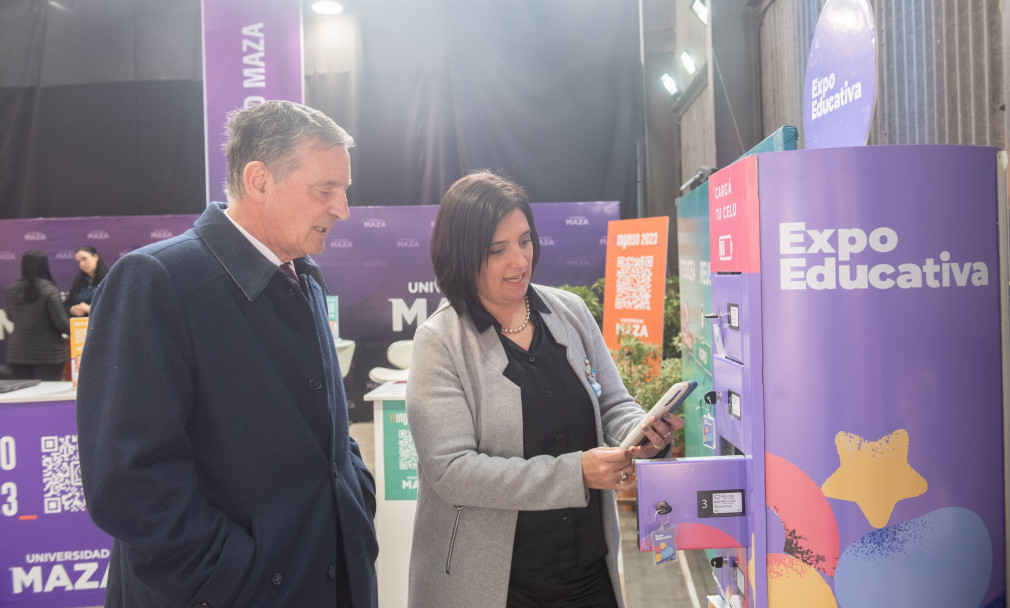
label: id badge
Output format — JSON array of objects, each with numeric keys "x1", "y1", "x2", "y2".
[
  {"x1": 702, "y1": 413, "x2": 716, "y2": 449},
  {"x1": 584, "y1": 358, "x2": 602, "y2": 398},
  {"x1": 712, "y1": 324, "x2": 726, "y2": 358},
  {"x1": 651, "y1": 525, "x2": 678, "y2": 565}
]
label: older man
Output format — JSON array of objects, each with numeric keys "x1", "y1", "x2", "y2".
[{"x1": 77, "y1": 100, "x2": 378, "y2": 607}]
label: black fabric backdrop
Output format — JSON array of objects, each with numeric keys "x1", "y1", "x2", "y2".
[{"x1": 0, "y1": 0, "x2": 643, "y2": 219}]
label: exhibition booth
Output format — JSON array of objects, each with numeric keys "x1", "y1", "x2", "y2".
[
  {"x1": 642, "y1": 144, "x2": 1007, "y2": 607},
  {"x1": 2, "y1": 0, "x2": 1006, "y2": 605},
  {"x1": 1, "y1": 148, "x2": 1007, "y2": 606},
  {"x1": 349, "y1": 145, "x2": 1007, "y2": 608},
  {"x1": 0, "y1": 201, "x2": 616, "y2": 607},
  {"x1": 0, "y1": 383, "x2": 109, "y2": 608},
  {"x1": 0, "y1": 202, "x2": 616, "y2": 419}
]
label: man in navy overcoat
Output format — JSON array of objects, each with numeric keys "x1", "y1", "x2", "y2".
[{"x1": 77, "y1": 100, "x2": 378, "y2": 607}]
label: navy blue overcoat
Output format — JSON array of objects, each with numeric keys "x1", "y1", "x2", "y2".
[{"x1": 77, "y1": 203, "x2": 378, "y2": 607}]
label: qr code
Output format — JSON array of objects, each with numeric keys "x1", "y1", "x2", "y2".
[
  {"x1": 398, "y1": 429, "x2": 417, "y2": 471},
  {"x1": 41, "y1": 435, "x2": 86, "y2": 514},
  {"x1": 615, "y1": 256, "x2": 654, "y2": 310}
]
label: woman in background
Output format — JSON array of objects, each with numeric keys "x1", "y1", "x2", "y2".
[
  {"x1": 4, "y1": 250, "x2": 70, "y2": 380},
  {"x1": 64, "y1": 245, "x2": 108, "y2": 317},
  {"x1": 406, "y1": 171, "x2": 683, "y2": 607}
]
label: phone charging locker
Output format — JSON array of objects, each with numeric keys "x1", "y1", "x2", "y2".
[{"x1": 637, "y1": 145, "x2": 1006, "y2": 608}]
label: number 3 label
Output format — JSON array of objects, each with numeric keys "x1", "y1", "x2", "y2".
[
  {"x1": 1, "y1": 482, "x2": 17, "y2": 516},
  {"x1": 0, "y1": 436, "x2": 17, "y2": 516}
]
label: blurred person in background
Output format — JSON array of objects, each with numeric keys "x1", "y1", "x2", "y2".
[
  {"x1": 64, "y1": 245, "x2": 109, "y2": 317},
  {"x1": 3, "y1": 250, "x2": 70, "y2": 380}
]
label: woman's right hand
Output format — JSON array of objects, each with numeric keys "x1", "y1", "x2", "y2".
[{"x1": 581, "y1": 447, "x2": 635, "y2": 490}]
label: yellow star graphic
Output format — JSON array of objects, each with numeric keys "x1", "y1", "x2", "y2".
[{"x1": 821, "y1": 429, "x2": 927, "y2": 528}]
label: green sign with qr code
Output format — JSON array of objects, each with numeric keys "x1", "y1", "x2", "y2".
[{"x1": 382, "y1": 400, "x2": 418, "y2": 500}]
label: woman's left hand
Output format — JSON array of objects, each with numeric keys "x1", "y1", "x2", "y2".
[{"x1": 628, "y1": 412, "x2": 685, "y2": 459}]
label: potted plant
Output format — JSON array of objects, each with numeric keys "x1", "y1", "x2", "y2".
[
  {"x1": 610, "y1": 331, "x2": 685, "y2": 455},
  {"x1": 558, "y1": 278, "x2": 685, "y2": 510},
  {"x1": 559, "y1": 277, "x2": 683, "y2": 428}
]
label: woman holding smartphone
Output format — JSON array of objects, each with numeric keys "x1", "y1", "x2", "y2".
[{"x1": 405, "y1": 171, "x2": 683, "y2": 608}]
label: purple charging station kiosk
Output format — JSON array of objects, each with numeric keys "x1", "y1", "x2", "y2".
[{"x1": 637, "y1": 145, "x2": 1006, "y2": 608}]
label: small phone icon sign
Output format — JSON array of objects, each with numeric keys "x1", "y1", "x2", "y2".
[{"x1": 718, "y1": 235, "x2": 733, "y2": 261}]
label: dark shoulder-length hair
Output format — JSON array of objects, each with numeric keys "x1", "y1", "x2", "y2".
[
  {"x1": 65, "y1": 245, "x2": 109, "y2": 308},
  {"x1": 430, "y1": 170, "x2": 540, "y2": 315},
  {"x1": 18, "y1": 250, "x2": 56, "y2": 303}
]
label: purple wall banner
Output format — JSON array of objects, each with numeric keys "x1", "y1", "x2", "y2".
[
  {"x1": 758, "y1": 145, "x2": 1003, "y2": 607},
  {"x1": 0, "y1": 398, "x2": 112, "y2": 607},
  {"x1": 312, "y1": 201, "x2": 618, "y2": 419},
  {"x1": 0, "y1": 214, "x2": 199, "y2": 371},
  {"x1": 202, "y1": 0, "x2": 304, "y2": 204},
  {"x1": 0, "y1": 215, "x2": 199, "y2": 294},
  {"x1": 0, "y1": 202, "x2": 618, "y2": 420},
  {"x1": 0, "y1": 201, "x2": 615, "y2": 605},
  {"x1": 638, "y1": 145, "x2": 1004, "y2": 607},
  {"x1": 802, "y1": 0, "x2": 876, "y2": 149}
]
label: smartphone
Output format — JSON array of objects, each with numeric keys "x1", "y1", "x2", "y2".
[{"x1": 619, "y1": 380, "x2": 698, "y2": 450}]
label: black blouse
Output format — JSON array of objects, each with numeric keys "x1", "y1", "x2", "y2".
[{"x1": 469, "y1": 289, "x2": 608, "y2": 580}]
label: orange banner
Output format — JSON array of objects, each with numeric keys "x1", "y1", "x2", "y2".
[
  {"x1": 69, "y1": 317, "x2": 88, "y2": 386},
  {"x1": 602, "y1": 216, "x2": 670, "y2": 351}
]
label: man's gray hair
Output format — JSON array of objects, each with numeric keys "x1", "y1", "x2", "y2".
[{"x1": 222, "y1": 100, "x2": 354, "y2": 202}]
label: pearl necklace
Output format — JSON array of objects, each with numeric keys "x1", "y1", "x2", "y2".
[{"x1": 501, "y1": 296, "x2": 531, "y2": 334}]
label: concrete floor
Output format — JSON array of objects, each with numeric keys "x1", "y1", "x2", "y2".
[
  {"x1": 350, "y1": 421, "x2": 720, "y2": 607},
  {"x1": 617, "y1": 503, "x2": 721, "y2": 607}
]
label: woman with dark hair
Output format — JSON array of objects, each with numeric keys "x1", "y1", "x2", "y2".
[
  {"x1": 405, "y1": 170, "x2": 683, "y2": 607},
  {"x1": 3, "y1": 250, "x2": 70, "y2": 380},
  {"x1": 64, "y1": 245, "x2": 109, "y2": 317}
]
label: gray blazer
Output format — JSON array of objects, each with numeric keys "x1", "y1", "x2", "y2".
[{"x1": 405, "y1": 284, "x2": 645, "y2": 608}]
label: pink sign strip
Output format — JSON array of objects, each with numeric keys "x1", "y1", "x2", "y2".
[{"x1": 709, "y1": 155, "x2": 760, "y2": 274}]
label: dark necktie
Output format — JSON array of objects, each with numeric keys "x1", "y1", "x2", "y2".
[{"x1": 280, "y1": 262, "x2": 299, "y2": 286}]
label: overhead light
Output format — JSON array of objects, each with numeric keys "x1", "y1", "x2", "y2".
[
  {"x1": 312, "y1": 1, "x2": 344, "y2": 15},
  {"x1": 680, "y1": 166, "x2": 716, "y2": 193},
  {"x1": 691, "y1": 0, "x2": 709, "y2": 26},
  {"x1": 680, "y1": 51, "x2": 698, "y2": 75},
  {"x1": 660, "y1": 73, "x2": 680, "y2": 97}
]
